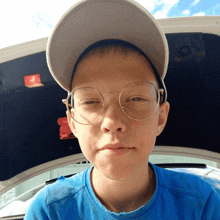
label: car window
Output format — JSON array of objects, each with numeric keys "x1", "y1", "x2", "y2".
[
  {"x1": 1, "y1": 155, "x2": 219, "y2": 209},
  {"x1": 1, "y1": 0, "x2": 219, "y2": 49},
  {"x1": 149, "y1": 155, "x2": 220, "y2": 168},
  {"x1": 0, "y1": 160, "x2": 92, "y2": 208}
]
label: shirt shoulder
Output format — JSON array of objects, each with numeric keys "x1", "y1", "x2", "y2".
[
  {"x1": 153, "y1": 164, "x2": 214, "y2": 199},
  {"x1": 44, "y1": 168, "x2": 87, "y2": 205},
  {"x1": 150, "y1": 163, "x2": 220, "y2": 219},
  {"x1": 24, "y1": 167, "x2": 92, "y2": 220}
]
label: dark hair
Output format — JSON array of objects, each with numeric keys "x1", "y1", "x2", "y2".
[{"x1": 70, "y1": 39, "x2": 165, "y2": 103}]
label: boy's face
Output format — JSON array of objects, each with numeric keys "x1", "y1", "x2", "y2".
[{"x1": 67, "y1": 50, "x2": 169, "y2": 180}]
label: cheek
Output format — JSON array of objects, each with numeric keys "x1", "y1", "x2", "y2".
[
  {"x1": 74, "y1": 124, "x2": 99, "y2": 162},
  {"x1": 130, "y1": 118, "x2": 158, "y2": 147},
  {"x1": 130, "y1": 117, "x2": 158, "y2": 135}
]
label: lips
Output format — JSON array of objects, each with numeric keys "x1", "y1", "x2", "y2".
[
  {"x1": 101, "y1": 143, "x2": 134, "y2": 156},
  {"x1": 102, "y1": 143, "x2": 133, "y2": 150}
]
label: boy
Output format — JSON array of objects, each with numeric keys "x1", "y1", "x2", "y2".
[{"x1": 24, "y1": 0, "x2": 220, "y2": 219}]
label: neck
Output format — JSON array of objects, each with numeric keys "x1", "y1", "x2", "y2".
[{"x1": 90, "y1": 163, "x2": 156, "y2": 213}]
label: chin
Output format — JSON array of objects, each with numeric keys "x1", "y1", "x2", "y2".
[{"x1": 97, "y1": 162, "x2": 135, "y2": 180}]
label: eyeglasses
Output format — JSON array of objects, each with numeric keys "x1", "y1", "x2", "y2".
[{"x1": 62, "y1": 81, "x2": 164, "y2": 125}]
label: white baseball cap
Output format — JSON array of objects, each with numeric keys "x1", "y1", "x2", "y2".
[{"x1": 46, "y1": 0, "x2": 169, "y2": 100}]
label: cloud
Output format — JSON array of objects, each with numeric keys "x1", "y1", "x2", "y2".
[
  {"x1": 137, "y1": 0, "x2": 162, "y2": 13},
  {"x1": 192, "y1": 12, "x2": 205, "y2": 16},
  {"x1": 182, "y1": 9, "x2": 190, "y2": 16},
  {"x1": 207, "y1": 3, "x2": 220, "y2": 15},
  {"x1": 34, "y1": 0, "x2": 79, "y2": 25},
  {"x1": 137, "y1": 0, "x2": 179, "y2": 19},
  {"x1": 191, "y1": 0, "x2": 201, "y2": 6}
]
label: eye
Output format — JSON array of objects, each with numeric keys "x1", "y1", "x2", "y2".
[
  {"x1": 81, "y1": 100, "x2": 100, "y2": 105},
  {"x1": 131, "y1": 97, "x2": 145, "y2": 101},
  {"x1": 126, "y1": 96, "x2": 148, "y2": 102}
]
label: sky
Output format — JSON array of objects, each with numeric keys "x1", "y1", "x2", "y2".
[{"x1": 0, "y1": 0, "x2": 219, "y2": 49}]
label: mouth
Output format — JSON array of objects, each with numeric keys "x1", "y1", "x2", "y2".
[
  {"x1": 102, "y1": 143, "x2": 134, "y2": 150},
  {"x1": 107, "y1": 148, "x2": 133, "y2": 151},
  {"x1": 102, "y1": 144, "x2": 134, "y2": 156},
  {"x1": 101, "y1": 143, "x2": 134, "y2": 155}
]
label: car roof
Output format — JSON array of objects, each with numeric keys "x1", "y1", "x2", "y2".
[{"x1": 0, "y1": 16, "x2": 220, "y2": 182}]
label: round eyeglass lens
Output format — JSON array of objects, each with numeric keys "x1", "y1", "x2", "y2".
[
  {"x1": 70, "y1": 88, "x2": 104, "y2": 124},
  {"x1": 120, "y1": 82, "x2": 158, "y2": 120}
]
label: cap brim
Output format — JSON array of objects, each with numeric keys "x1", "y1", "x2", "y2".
[{"x1": 46, "y1": 0, "x2": 169, "y2": 92}]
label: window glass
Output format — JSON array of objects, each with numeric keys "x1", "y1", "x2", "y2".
[
  {"x1": 149, "y1": 154, "x2": 220, "y2": 168},
  {"x1": 0, "y1": 160, "x2": 92, "y2": 208},
  {"x1": 1, "y1": 155, "x2": 219, "y2": 209},
  {"x1": 1, "y1": 0, "x2": 219, "y2": 49}
]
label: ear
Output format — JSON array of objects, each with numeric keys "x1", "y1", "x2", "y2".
[
  {"x1": 66, "y1": 109, "x2": 78, "y2": 138},
  {"x1": 156, "y1": 101, "x2": 170, "y2": 136}
]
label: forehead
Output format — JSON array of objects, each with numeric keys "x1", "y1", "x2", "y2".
[{"x1": 71, "y1": 50, "x2": 158, "y2": 91}]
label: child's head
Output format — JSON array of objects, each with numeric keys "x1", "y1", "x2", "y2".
[{"x1": 46, "y1": 0, "x2": 170, "y2": 179}]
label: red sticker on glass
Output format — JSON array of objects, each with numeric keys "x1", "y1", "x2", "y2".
[
  {"x1": 57, "y1": 117, "x2": 76, "y2": 140},
  {"x1": 24, "y1": 74, "x2": 44, "y2": 88}
]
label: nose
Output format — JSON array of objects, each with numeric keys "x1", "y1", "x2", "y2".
[{"x1": 100, "y1": 92, "x2": 126, "y2": 134}]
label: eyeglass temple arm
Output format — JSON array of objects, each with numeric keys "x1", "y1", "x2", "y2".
[
  {"x1": 159, "y1": 89, "x2": 165, "y2": 104},
  {"x1": 62, "y1": 99, "x2": 73, "y2": 109},
  {"x1": 62, "y1": 92, "x2": 72, "y2": 105}
]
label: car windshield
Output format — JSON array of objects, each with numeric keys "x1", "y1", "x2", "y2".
[{"x1": 1, "y1": 0, "x2": 219, "y2": 49}]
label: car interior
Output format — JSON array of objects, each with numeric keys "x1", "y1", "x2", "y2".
[{"x1": 0, "y1": 17, "x2": 220, "y2": 219}]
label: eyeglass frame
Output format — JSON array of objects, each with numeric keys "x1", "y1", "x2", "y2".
[{"x1": 62, "y1": 81, "x2": 164, "y2": 125}]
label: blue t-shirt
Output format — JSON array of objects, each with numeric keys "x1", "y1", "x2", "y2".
[{"x1": 24, "y1": 163, "x2": 220, "y2": 219}]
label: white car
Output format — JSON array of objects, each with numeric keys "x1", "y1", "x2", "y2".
[{"x1": 0, "y1": 14, "x2": 220, "y2": 220}]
